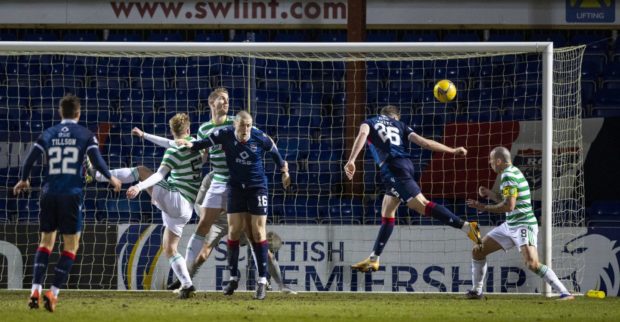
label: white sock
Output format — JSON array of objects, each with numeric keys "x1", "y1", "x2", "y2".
[
  {"x1": 96, "y1": 167, "x2": 138, "y2": 183},
  {"x1": 268, "y1": 255, "x2": 284, "y2": 288},
  {"x1": 257, "y1": 276, "x2": 267, "y2": 285},
  {"x1": 169, "y1": 254, "x2": 192, "y2": 288},
  {"x1": 185, "y1": 234, "x2": 206, "y2": 276},
  {"x1": 472, "y1": 259, "x2": 487, "y2": 294},
  {"x1": 51, "y1": 285, "x2": 60, "y2": 297},
  {"x1": 460, "y1": 221, "x2": 471, "y2": 234},
  {"x1": 31, "y1": 284, "x2": 42, "y2": 295},
  {"x1": 369, "y1": 252, "x2": 379, "y2": 262},
  {"x1": 537, "y1": 265, "x2": 569, "y2": 294}
]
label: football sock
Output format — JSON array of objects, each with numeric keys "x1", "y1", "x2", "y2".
[
  {"x1": 536, "y1": 264, "x2": 569, "y2": 294},
  {"x1": 227, "y1": 239, "x2": 240, "y2": 279},
  {"x1": 472, "y1": 259, "x2": 487, "y2": 294},
  {"x1": 372, "y1": 217, "x2": 395, "y2": 257},
  {"x1": 185, "y1": 233, "x2": 206, "y2": 276},
  {"x1": 169, "y1": 254, "x2": 192, "y2": 288},
  {"x1": 96, "y1": 167, "x2": 138, "y2": 183},
  {"x1": 252, "y1": 240, "x2": 269, "y2": 278},
  {"x1": 52, "y1": 251, "x2": 75, "y2": 291},
  {"x1": 425, "y1": 201, "x2": 464, "y2": 229},
  {"x1": 33, "y1": 247, "x2": 50, "y2": 287},
  {"x1": 461, "y1": 221, "x2": 471, "y2": 234}
]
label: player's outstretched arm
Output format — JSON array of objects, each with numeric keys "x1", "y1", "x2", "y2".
[
  {"x1": 265, "y1": 136, "x2": 290, "y2": 189},
  {"x1": 133, "y1": 127, "x2": 176, "y2": 148},
  {"x1": 478, "y1": 186, "x2": 500, "y2": 203},
  {"x1": 408, "y1": 132, "x2": 467, "y2": 156},
  {"x1": 86, "y1": 145, "x2": 120, "y2": 191},
  {"x1": 127, "y1": 166, "x2": 170, "y2": 199},
  {"x1": 466, "y1": 194, "x2": 516, "y2": 213},
  {"x1": 13, "y1": 143, "x2": 43, "y2": 195},
  {"x1": 344, "y1": 124, "x2": 370, "y2": 180}
]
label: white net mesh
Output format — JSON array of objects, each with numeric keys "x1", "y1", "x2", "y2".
[{"x1": 0, "y1": 43, "x2": 585, "y2": 293}]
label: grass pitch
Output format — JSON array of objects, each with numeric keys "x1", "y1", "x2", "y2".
[{"x1": 1, "y1": 290, "x2": 618, "y2": 322}]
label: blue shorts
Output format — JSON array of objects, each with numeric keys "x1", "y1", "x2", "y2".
[
  {"x1": 380, "y1": 158, "x2": 421, "y2": 203},
  {"x1": 39, "y1": 193, "x2": 83, "y2": 234},
  {"x1": 227, "y1": 186, "x2": 268, "y2": 216}
]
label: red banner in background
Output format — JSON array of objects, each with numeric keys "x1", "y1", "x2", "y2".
[{"x1": 419, "y1": 121, "x2": 520, "y2": 199}]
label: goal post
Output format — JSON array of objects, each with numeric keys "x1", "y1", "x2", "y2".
[{"x1": 0, "y1": 41, "x2": 585, "y2": 294}]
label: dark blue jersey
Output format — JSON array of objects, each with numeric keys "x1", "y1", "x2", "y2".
[
  {"x1": 22, "y1": 120, "x2": 111, "y2": 195},
  {"x1": 364, "y1": 115, "x2": 415, "y2": 165},
  {"x1": 192, "y1": 127, "x2": 285, "y2": 189}
]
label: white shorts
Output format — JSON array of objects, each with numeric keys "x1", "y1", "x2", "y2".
[
  {"x1": 200, "y1": 180, "x2": 228, "y2": 210},
  {"x1": 152, "y1": 183, "x2": 193, "y2": 237},
  {"x1": 486, "y1": 222, "x2": 538, "y2": 252}
]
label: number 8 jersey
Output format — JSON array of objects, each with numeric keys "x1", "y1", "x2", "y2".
[{"x1": 364, "y1": 115, "x2": 414, "y2": 165}]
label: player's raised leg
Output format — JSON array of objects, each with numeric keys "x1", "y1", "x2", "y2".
[
  {"x1": 407, "y1": 193, "x2": 481, "y2": 244},
  {"x1": 352, "y1": 194, "x2": 400, "y2": 272}
]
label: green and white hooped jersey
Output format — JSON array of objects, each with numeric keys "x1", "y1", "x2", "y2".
[
  {"x1": 160, "y1": 136, "x2": 202, "y2": 204},
  {"x1": 500, "y1": 165, "x2": 538, "y2": 228},
  {"x1": 198, "y1": 116, "x2": 234, "y2": 184}
]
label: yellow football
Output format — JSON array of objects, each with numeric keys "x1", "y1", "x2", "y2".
[{"x1": 433, "y1": 79, "x2": 457, "y2": 103}]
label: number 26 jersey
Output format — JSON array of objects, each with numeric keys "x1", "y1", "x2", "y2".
[{"x1": 364, "y1": 115, "x2": 414, "y2": 165}]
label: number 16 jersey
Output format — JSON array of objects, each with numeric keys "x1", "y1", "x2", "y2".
[{"x1": 364, "y1": 115, "x2": 414, "y2": 165}]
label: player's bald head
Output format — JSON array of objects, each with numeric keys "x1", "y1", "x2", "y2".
[
  {"x1": 490, "y1": 146, "x2": 511, "y2": 162},
  {"x1": 234, "y1": 110, "x2": 252, "y2": 124}
]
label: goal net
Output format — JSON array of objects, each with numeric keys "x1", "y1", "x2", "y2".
[{"x1": 0, "y1": 42, "x2": 585, "y2": 294}]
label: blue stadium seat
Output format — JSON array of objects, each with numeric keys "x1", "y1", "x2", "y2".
[
  {"x1": 276, "y1": 136, "x2": 310, "y2": 159},
  {"x1": 324, "y1": 197, "x2": 364, "y2": 224},
  {"x1": 16, "y1": 199, "x2": 40, "y2": 222},
  {"x1": 367, "y1": 30, "x2": 398, "y2": 42},
  {"x1": 194, "y1": 31, "x2": 225, "y2": 42},
  {"x1": 401, "y1": 31, "x2": 439, "y2": 42},
  {"x1": 147, "y1": 31, "x2": 182, "y2": 42},
  {"x1": 231, "y1": 30, "x2": 269, "y2": 42},
  {"x1": 277, "y1": 196, "x2": 322, "y2": 224},
  {"x1": 570, "y1": 32, "x2": 610, "y2": 53},
  {"x1": 581, "y1": 81, "x2": 596, "y2": 106},
  {"x1": 443, "y1": 31, "x2": 480, "y2": 42},
  {"x1": 63, "y1": 31, "x2": 98, "y2": 41},
  {"x1": 317, "y1": 30, "x2": 346, "y2": 42},
  {"x1": 107, "y1": 31, "x2": 142, "y2": 42},
  {"x1": 488, "y1": 31, "x2": 526, "y2": 42},
  {"x1": 602, "y1": 61, "x2": 620, "y2": 80},
  {"x1": 0, "y1": 30, "x2": 17, "y2": 41},
  {"x1": 594, "y1": 88, "x2": 620, "y2": 107},
  {"x1": 23, "y1": 31, "x2": 58, "y2": 41},
  {"x1": 273, "y1": 31, "x2": 308, "y2": 42},
  {"x1": 530, "y1": 31, "x2": 568, "y2": 47}
]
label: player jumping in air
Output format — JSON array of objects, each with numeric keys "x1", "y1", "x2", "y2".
[{"x1": 345, "y1": 105, "x2": 481, "y2": 273}]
